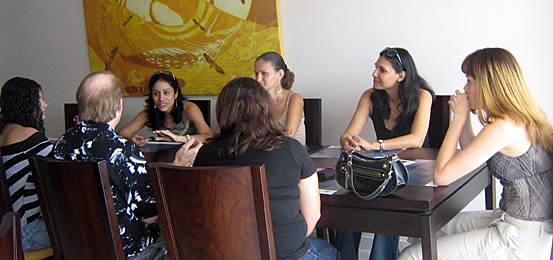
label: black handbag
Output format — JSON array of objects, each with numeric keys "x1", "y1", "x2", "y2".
[{"x1": 335, "y1": 149, "x2": 408, "y2": 200}]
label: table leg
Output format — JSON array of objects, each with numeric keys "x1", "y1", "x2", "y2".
[
  {"x1": 420, "y1": 213, "x2": 437, "y2": 260},
  {"x1": 485, "y1": 172, "x2": 496, "y2": 210},
  {"x1": 316, "y1": 228, "x2": 329, "y2": 241}
]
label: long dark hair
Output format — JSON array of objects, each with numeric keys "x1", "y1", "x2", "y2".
[
  {"x1": 0, "y1": 77, "x2": 45, "y2": 133},
  {"x1": 145, "y1": 71, "x2": 187, "y2": 130},
  {"x1": 213, "y1": 77, "x2": 287, "y2": 159},
  {"x1": 255, "y1": 52, "x2": 296, "y2": 90},
  {"x1": 371, "y1": 47, "x2": 435, "y2": 128}
]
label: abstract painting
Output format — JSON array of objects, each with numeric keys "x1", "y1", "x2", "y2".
[{"x1": 83, "y1": 0, "x2": 282, "y2": 95}]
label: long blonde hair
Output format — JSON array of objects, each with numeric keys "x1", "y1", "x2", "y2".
[{"x1": 462, "y1": 48, "x2": 553, "y2": 151}]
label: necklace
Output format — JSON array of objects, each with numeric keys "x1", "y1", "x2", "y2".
[{"x1": 389, "y1": 102, "x2": 401, "y2": 114}]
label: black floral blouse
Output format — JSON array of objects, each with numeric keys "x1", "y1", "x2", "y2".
[{"x1": 51, "y1": 121, "x2": 160, "y2": 257}]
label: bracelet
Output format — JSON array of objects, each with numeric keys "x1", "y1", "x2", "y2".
[
  {"x1": 185, "y1": 134, "x2": 191, "y2": 142},
  {"x1": 377, "y1": 139, "x2": 385, "y2": 152}
]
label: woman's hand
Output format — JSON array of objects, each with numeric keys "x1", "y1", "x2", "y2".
[
  {"x1": 449, "y1": 90, "x2": 471, "y2": 117},
  {"x1": 131, "y1": 135, "x2": 148, "y2": 147},
  {"x1": 341, "y1": 134, "x2": 361, "y2": 150},
  {"x1": 342, "y1": 135, "x2": 378, "y2": 151},
  {"x1": 172, "y1": 137, "x2": 203, "y2": 167},
  {"x1": 152, "y1": 130, "x2": 186, "y2": 143},
  {"x1": 351, "y1": 135, "x2": 377, "y2": 151}
]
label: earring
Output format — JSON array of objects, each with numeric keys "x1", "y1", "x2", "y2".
[
  {"x1": 276, "y1": 83, "x2": 282, "y2": 94},
  {"x1": 154, "y1": 105, "x2": 157, "y2": 109}
]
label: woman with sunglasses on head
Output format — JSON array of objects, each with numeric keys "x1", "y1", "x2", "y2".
[
  {"x1": 335, "y1": 47, "x2": 435, "y2": 260},
  {"x1": 399, "y1": 48, "x2": 553, "y2": 259},
  {"x1": 0, "y1": 77, "x2": 52, "y2": 252},
  {"x1": 119, "y1": 71, "x2": 212, "y2": 147},
  {"x1": 255, "y1": 52, "x2": 306, "y2": 144}
]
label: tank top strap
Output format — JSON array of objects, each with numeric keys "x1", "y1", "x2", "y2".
[{"x1": 286, "y1": 91, "x2": 298, "y2": 107}]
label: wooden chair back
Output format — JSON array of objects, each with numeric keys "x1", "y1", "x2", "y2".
[
  {"x1": 148, "y1": 164, "x2": 276, "y2": 260},
  {"x1": 0, "y1": 150, "x2": 12, "y2": 215},
  {"x1": 189, "y1": 99, "x2": 211, "y2": 127},
  {"x1": 64, "y1": 103, "x2": 80, "y2": 132},
  {"x1": 29, "y1": 156, "x2": 126, "y2": 260},
  {"x1": 304, "y1": 98, "x2": 322, "y2": 147},
  {"x1": 0, "y1": 212, "x2": 24, "y2": 260},
  {"x1": 428, "y1": 95, "x2": 451, "y2": 148}
]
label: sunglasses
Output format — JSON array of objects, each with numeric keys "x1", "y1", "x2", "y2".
[
  {"x1": 154, "y1": 71, "x2": 176, "y2": 80},
  {"x1": 384, "y1": 48, "x2": 403, "y2": 68}
]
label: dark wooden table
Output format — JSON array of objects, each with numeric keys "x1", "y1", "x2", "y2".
[
  {"x1": 142, "y1": 143, "x2": 325, "y2": 164},
  {"x1": 142, "y1": 142, "x2": 183, "y2": 163},
  {"x1": 142, "y1": 144, "x2": 494, "y2": 260},
  {"x1": 312, "y1": 148, "x2": 494, "y2": 260}
]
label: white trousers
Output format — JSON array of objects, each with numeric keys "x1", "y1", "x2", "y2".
[{"x1": 398, "y1": 209, "x2": 553, "y2": 260}]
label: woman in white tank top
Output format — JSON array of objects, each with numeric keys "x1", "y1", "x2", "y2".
[{"x1": 254, "y1": 52, "x2": 306, "y2": 145}]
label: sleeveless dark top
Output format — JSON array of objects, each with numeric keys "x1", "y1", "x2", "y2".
[{"x1": 371, "y1": 108, "x2": 429, "y2": 148}]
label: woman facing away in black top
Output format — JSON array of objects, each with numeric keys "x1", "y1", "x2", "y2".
[{"x1": 194, "y1": 77, "x2": 339, "y2": 260}]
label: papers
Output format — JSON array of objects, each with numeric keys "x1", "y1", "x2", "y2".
[
  {"x1": 319, "y1": 189, "x2": 338, "y2": 195},
  {"x1": 400, "y1": 159, "x2": 416, "y2": 167},
  {"x1": 309, "y1": 146, "x2": 343, "y2": 158},
  {"x1": 425, "y1": 181, "x2": 438, "y2": 187}
]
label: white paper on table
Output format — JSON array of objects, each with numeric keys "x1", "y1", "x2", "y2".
[{"x1": 319, "y1": 189, "x2": 338, "y2": 195}]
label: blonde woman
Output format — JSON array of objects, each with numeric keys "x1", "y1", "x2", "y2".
[{"x1": 399, "y1": 48, "x2": 553, "y2": 259}]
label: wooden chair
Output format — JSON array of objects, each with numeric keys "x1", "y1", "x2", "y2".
[
  {"x1": 0, "y1": 212, "x2": 24, "y2": 260},
  {"x1": 428, "y1": 95, "x2": 451, "y2": 148},
  {"x1": 1, "y1": 151, "x2": 54, "y2": 260},
  {"x1": 0, "y1": 150, "x2": 11, "y2": 215},
  {"x1": 304, "y1": 98, "x2": 322, "y2": 147},
  {"x1": 189, "y1": 99, "x2": 211, "y2": 127},
  {"x1": 29, "y1": 156, "x2": 126, "y2": 260},
  {"x1": 64, "y1": 103, "x2": 80, "y2": 132},
  {"x1": 148, "y1": 164, "x2": 276, "y2": 260}
]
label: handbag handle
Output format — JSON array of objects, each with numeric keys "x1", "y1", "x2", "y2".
[{"x1": 345, "y1": 149, "x2": 393, "y2": 200}]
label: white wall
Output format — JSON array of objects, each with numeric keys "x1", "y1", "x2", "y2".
[{"x1": 3, "y1": 0, "x2": 553, "y2": 210}]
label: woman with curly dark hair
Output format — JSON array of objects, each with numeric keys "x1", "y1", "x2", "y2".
[
  {"x1": 0, "y1": 77, "x2": 53, "y2": 251},
  {"x1": 119, "y1": 71, "x2": 212, "y2": 147},
  {"x1": 194, "y1": 77, "x2": 339, "y2": 260}
]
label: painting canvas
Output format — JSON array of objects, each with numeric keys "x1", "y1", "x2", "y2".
[{"x1": 83, "y1": 0, "x2": 282, "y2": 95}]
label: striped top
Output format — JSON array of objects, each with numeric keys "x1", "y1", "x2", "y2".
[
  {"x1": 487, "y1": 144, "x2": 553, "y2": 221},
  {"x1": 1, "y1": 132, "x2": 52, "y2": 225}
]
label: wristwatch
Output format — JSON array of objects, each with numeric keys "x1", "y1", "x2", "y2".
[{"x1": 377, "y1": 139, "x2": 385, "y2": 152}]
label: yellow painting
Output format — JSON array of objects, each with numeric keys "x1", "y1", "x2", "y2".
[{"x1": 83, "y1": 0, "x2": 282, "y2": 95}]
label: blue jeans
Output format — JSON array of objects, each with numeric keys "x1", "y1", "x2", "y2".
[
  {"x1": 333, "y1": 230, "x2": 361, "y2": 260},
  {"x1": 333, "y1": 230, "x2": 398, "y2": 260},
  {"x1": 369, "y1": 234, "x2": 399, "y2": 260},
  {"x1": 21, "y1": 216, "x2": 51, "y2": 251},
  {"x1": 301, "y1": 237, "x2": 340, "y2": 260}
]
